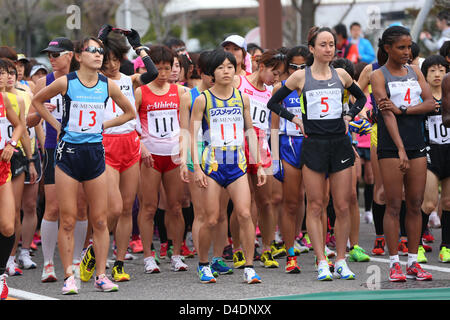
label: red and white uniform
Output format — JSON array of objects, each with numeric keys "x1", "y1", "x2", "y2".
[
  {"x1": 102, "y1": 73, "x2": 141, "y2": 172},
  {"x1": 237, "y1": 75, "x2": 272, "y2": 173}
]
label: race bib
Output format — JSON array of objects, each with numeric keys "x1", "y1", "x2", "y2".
[
  {"x1": 147, "y1": 109, "x2": 179, "y2": 138},
  {"x1": 68, "y1": 101, "x2": 104, "y2": 134},
  {"x1": 285, "y1": 106, "x2": 303, "y2": 136},
  {"x1": 250, "y1": 99, "x2": 269, "y2": 131},
  {"x1": 209, "y1": 107, "x2": 244, "y2": 147},
  {"x1": 0, "y1": 104, "x2": 7, "y2": 149},
  {"x1": 50, "y1": 94, "x2": 64, "y2": 120},
  {"x1": 305, "y1": 88, "x2": 342, "y2": 120},
  {"x1": 388, "y1": 80, "x2": 421, "y2": 108},
  {"x1": 428, "y1": 115, "x2": 450, "y2": 144}
]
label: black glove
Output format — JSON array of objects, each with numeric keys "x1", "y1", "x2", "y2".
[
  {"x1": 98, "y1": 24, "x2": 113, "y2": 42},
  {"x1": 126, "y1": 28, "x2": 142, "y2": 49}
]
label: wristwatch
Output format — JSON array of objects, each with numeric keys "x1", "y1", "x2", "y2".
[
  {"x1": 7, "y1": 140, "x2": 17, "y2": 147},
  {"x1": 135, "y1": 46, "x2": 149, "y2": 56},
  {"x1": 399, "y1": 105, "x2": 407, "y2": 116}
]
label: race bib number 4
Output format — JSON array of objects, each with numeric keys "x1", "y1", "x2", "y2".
[
  {"x1": 68, "y1": 101, "x2": 104, "y2": 134},
  {"x1": 428, "y1": 115, "x2": 449, "y2": 144},
  {"x1": 305, "y1": 89, "x2": 342, "y2": 120},
  {"x1": 147, "y1": 109, "x2": 179, "y2": 138},
  {"x1": 388, "y1": 80, "x2": 421, "y2": 108},
  {"x1": 209, "y1": 107, "x2": 244, "y2": 147}
]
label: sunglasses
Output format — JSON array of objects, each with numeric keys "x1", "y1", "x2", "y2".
[
  {"x1": 289, "y1": 63, "x2": 306, "y2": 70},
  {"x1": 83, "y1": 46, "x2": 105, "y2": 55},
  {"x1": 48, "y1": 51, "x2": 71, "y2": 59}
]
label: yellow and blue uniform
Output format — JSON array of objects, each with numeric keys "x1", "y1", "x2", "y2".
[{"x1": 200, "y1": 88, "x2": 247, "y2": 187}]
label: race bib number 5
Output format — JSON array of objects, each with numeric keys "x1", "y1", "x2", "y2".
[
  {"x1": 68, "y1": 101, "x2": 104, "y2": 134},
  {"x1": 305, "y1": 88, "x2": 342, "y2": 120}
]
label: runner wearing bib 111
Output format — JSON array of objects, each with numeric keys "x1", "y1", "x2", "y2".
[{"x1": 32, "y1": 37, "x2": 136, "y2": 295}]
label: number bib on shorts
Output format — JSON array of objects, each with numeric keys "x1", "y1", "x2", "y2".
[
  {"x1": 305, "y1": 88, "x2": 342, "y2": 120},
  {"x1": 209, "y1": 106, "x2": 244, "y2": 147},
  {"x1": 428, "y1": 115, "x2": 450, "y2": 144}
]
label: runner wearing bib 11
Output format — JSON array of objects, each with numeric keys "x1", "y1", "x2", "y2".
[
  {"x1": 135, "y1": 45, "x2": 188, "y2": 274},
  {"x1": 190, "y1": 49, "x2": 266, "y2": 284},
  {"x1": 32, "y1": 37, "x2": 136, "y2": 295},
  {"x1": 230, "y1": 50, "x2": 285, "y2": 270}
]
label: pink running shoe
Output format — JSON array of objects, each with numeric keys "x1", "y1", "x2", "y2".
[
  {"x1": 94, "y1": 274, "x2": 119, "y2": 292},
  {"x1": 62, "y1": 275, "x2": 78, "y2": 295}
]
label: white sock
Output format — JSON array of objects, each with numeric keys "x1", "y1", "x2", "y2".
[
  {"x1": 389, "y1": 255, "x2": 400, "y2": 268},
  {"x1": 40, "y1": 219, "x2": 58, "y2": 264},
  {"x1": 73, "y1": 220, "x2": 88, "y2": 263},
  {"x1": 408, "y1": 253, "x2": 418, "y2": 267},
  {"x1": 7, "y1": 256, "x2": 15, "y2": 265}
]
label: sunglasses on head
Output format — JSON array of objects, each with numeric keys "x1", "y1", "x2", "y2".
[
  {"x1": 83, "y1": 46, "x2": 104, "y2": 55},
  {"x1": 48, "y1": 51, "x2": 70, "y2": 59},
  {"x1": 289, "y1": 63, "x2": 306, "y2": 70}
]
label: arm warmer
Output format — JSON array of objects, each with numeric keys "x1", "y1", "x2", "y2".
[
  {"x1": 139, "y1": 55, "x2": 159, "y2": 84},
  {"x1": 346, "y1": 82, "x2": 367, "y2": 120},
  {"x1": 267, "y1": 85, "x2": 296, "y2": 122}
]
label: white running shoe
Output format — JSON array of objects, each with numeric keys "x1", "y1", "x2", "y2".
[
  {"x1": 364, "y1": 211, "x2": 373, "y2": 224},
  {"x1": 325, "y1": 245, "x2": 336, "y2": 258},
  {"x1": 6, "y1": 260, "x2": 22, "y2": 276},
  {"x1": 334, "y1": 259, "x2": 356, "y2": 280},
  {"x1": 144, "y1": 256, "x2": 160, "y2": 274},
  {"x1": 429, "y1": 211, "x2": 441, "y2": 228},
  {"x1": 18, "y1": 250, "x2": 37, "y2": 269},
  {"x1": 41, "y1": 261, "x2": 57, "y2": 282},
  {"x1": 317, "y1": 261, "x2": 333, "y2": 281},
  {"x1": 171, "y1": 255, "x2": 188, "y2": 272},
  {"x1": 243, "y1": 267, "x2": 262, "y2": 284}
]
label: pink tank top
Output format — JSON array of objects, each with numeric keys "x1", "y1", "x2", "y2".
[
  {"x1": 355, "y1": 97, "x2": 372, "y2": 149},
  {"x1": 237, "y1": 75, "x2": 272, "y2": 132}
]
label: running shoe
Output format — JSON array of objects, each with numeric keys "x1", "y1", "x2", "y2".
[
  {"x1": 129, "y1": 235, "x2": 144, "y2": 253},
  {"x1": 260, "y1": 250, "x2": 279, "y2": 268},
  {"x1": 422, "y1": 243, "x2": 432, "y2": 252},
  {"x1": 422, "y1": 227, "x2": 435, "y2": 243},
  {"x1": 6, "y1": 260, "x2": 22, "y2": 276},
  {"x1": 294, "y1": 238, "x2": 309, "y2": 253},
  {"x1": 151, "y1": 248, "x2": 160, "y2": 265},
  {"x1": 302, "y1": 233, "x2": 312, "y2": 249},
  {"x1": 211, "y1": 257, "x2": 233, "y2": 275},
  {"x1": 285, "y1": 256, "x2": 301, "y2": 273},
  {"x1": 197, "y1": 265, "x2": 216, "y2": 284},
  {"x1": 364, "y1": 210, "x2": 373, "y2": 224},
  {"x1": 144, "y1": 256, "x2": 160, "y2": 273},
  {"x1": 33, "y1": 232, "x2": 41, "y2": 246},
  {"x1": 94, "y1": 274, "x2": 119, "y2": 292},
  {"x1": 348, "y1": 245, "x2": 370, "y2": 262},
  {"x1": 243, "y1": 267, "x2": 262, "y2": 284},
  {"x1": 181, "y1": 240, "x2": 195, "y2": 258},
  {"x1": 80, "y1": 244, "x2": 96, "y2": 282},
  {"x1": 372, "y1": 237, "x2": 385, "y2": 256},
  {"x1": 389, "y1": 262, "x2": 406, "y2": 282},
  {"x1": 30, "y1": 241, "x2": 38, "y2": 251},
  {"x1": 270, "y1": 241, "x2": 286, "y2": 258},
  {"x1": 417, "y1": 245, "x2": 427, "y2": 264},
  {"x1": 171, "y1": 255, "x2": 188, "y2": 272},
  {"x1": 325, "y1": 245, "x2": 336, "y2": 258},
  {"x1": 406, "y1": 262, "x2": 432, "y2": 281},
  {"x1": 18, "y1": 250, "x2": 37, "y2": 269},
  {"x1": 62, "y1": 275, "x2": 78, "y2": 295},
  {"x1": 0, "y1": 274, "x2": 8, "y2": 300},
  {"x1": 255, "y1": 226, "x2": 261, "y2": 238},
  {"x1": 334, "y1": 260, "x2": 355, "y2": 280},
  {"x1": 398, "y1": 239, "x2": 408, "y2": 256},
  {"x1": 428, "y1": 211, "x2": 441, "y2": 228},
  {"x1": 439, "y1": 246, "x2": 450, "y2": 263},
  {"x1": 233, "y1": 250, "x2": 246, "y2": 269},
  {"x1": 314, "y1": 255, "x2": 334, "y2": 273},
  {"x1": 222, "y1": 244, "x2": 233, "y2": 261},
  {"x1": 317, "y1": 260, "x2": 333, "y2": 281},
  {"x1": 41, "y1": 261, "x2": 57, "y2": 283},
  {"x1": 160, "y1": 242, "x2": 168, "y2": 259},
  {"x1": 112, "y1": 264, "x2": 130, "y2": 282}
]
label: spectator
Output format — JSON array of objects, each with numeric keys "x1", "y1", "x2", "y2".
[
  {"x1": 420, "y1": 10, "x2": 450, "y2": 53},
  {"x1": 349, "y1": 22, "x2": 376, "y2": 64},
  {"x1": 334, "y1": 23, "x2": 359, "y2": 64},
  {"x1": 440, "y1": 40, "x2": 450, "y2": 64},
  {"x1": 29, "y1": 64, "x2": 48, "y2": 84}
]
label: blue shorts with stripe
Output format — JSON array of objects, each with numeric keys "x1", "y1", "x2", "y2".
[{"x1": 280, "y1": 135, "x2": 304, "y2": 169}]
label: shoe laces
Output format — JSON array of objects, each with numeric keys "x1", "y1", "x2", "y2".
[
  {"x1": 245, "y1": 267, "x2": 257, "y2": 278},
  {"x1": 201, "y1": 266, "x2": 214, "y2": 278}
]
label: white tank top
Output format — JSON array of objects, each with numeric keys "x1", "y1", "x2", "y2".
[{"x1": 103, "y1": 73, "x2": 137, "y2": 135}]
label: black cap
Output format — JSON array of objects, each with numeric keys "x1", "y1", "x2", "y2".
[{"x1": 41, "y1": 37, "x2": 74, "y2": 53}]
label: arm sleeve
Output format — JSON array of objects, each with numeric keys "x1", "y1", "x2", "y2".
[
  {"x1": 346, "y1": 82, "x2": 367, "y2": 120},
  {"x1": 267, "y1": 85, "x2": 296, "y2": 122},
  {"x1": 139, "y1": 55, "x2": 159, "y2": 84}
]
